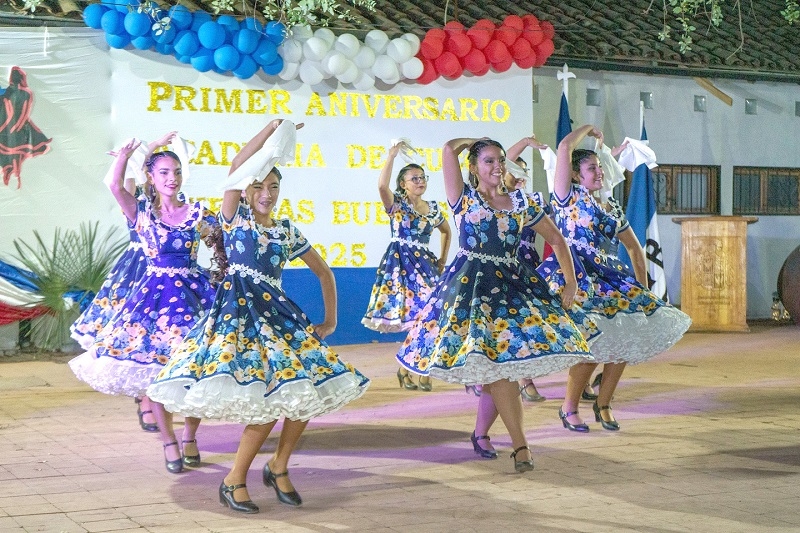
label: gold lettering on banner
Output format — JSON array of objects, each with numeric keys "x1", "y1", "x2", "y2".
[
  {"x1": 289, "y1": 242, "x2": 367, "y2": 267},
  {"x1": 330, "y1": 201, "x2": 398, "y2": 225},
  {"x1": 275, "y1": 199, "x2": 315, "y2": 224},
  {"x1": 284, "y1": 143, "x2": 327, "y2": 168},
  {"x1": 219, "y1": 142, "x2": 240, "y2": 166},
  {"x1": 175, "y1": 86, "x2": 197, "y2": 111},
  {"x1": 147, "y1": 82, "x2": 293, "y2": 114},
  {"x1": 247, "y1": 90, "x2": 267, "y2": 114}
]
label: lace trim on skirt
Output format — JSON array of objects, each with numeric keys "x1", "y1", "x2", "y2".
[{"x1": 68, "y1": 350, "x2": 162, "y2": 397}]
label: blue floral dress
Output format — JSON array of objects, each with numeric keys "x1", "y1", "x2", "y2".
[
  {"x1": 69, "y1": 198, "x2": 218, "y2": 397},
  {"x1": 396, "y1": 183, "x2": 595, "y2": 385},
  {"x1": 362, "y1": 193, "x2": 446, "y2": 333},
  {"x1": 147, "y1": 202, "x2": 370, "y2": 424},
  {"x1": 70, "y1": 226, "x2": 147, "y2": 350},
  {"x1": 537, "y1": 185, "x2": 690, "y2": 363}
]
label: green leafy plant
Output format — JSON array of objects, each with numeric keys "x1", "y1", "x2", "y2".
[{"x1": 9, "y1": 222, "x2": 128, "y2": 352}]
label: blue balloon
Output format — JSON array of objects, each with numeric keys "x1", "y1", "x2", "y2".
[
  {"x1": 253, "y1": 39, "x2": 277, "y2": 66},
  {"x1": 173, "y1": 30, "x2": 200, "y2": 57},
  {"x1": 217, "y1": 14, "x2": 239, "y2": 36},
  {"x1": 262, "y1": 55, "x2": 284, "y2": 76},
  {"x1": 100, "y1": 10, "x2": 124, "y2": 35},
  {"x1": 233, "y1": 29, "x2": 260, "y2": 55},
  {"x1": 124, "y1": 11, "x2": 151, "y2": 37},
  {"x1": 169, "y1": 5, "x2": 193, "y2": 31},
  {"x1": 131, "y1": 34, "x2": 155, "y2": 50},
  {"x1": 191, "y1": 47, "x2": 215, "y2": 72},
  {"x1": 190, "y1": 11, "x2": 212, "y2": 32},
  {"x1": 83, "y1": 4, "x2": 107, "y2": 29},
  {"x1": 241, "y1": 17, "x2": 263, "y2": 33},
  {"x1": 153, "y1": 24, "x2": 176, "y2": 44},
  {"x1": 234, "y1": 55, "x2": 258, "y2": 79},
  {"x1": 265, "y1": 21, "x2": 286, "y2": 45},
  {"x1": 106, "y1": 32, "x2": 131, "y2": 49},
  {"x1": 198, "y1": 21, "x2": 225, "y2": 50},
  {"x1": 155, "y1": 41, "x2": 174, "y2": 55},
  {"x1": 175, "y1": 53, "x2": 192, "y2": 65},
  {"x1": 214, "y1": 44, "x2": 241, "y2": 71}
]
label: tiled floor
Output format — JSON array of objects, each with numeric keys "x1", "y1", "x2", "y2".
[{"x1": 0, "y1": 322, "x2": 799, "y2": 532}]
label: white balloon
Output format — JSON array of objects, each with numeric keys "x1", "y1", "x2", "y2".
[
  {"x1": 280, "y1": 38, "x2": 303, "y2": 63},
  {"x1": 364, "y1": 29, "x2": 389, "y2": 54},
  {"x1": 337, "y1": 62, "x2": 359, "y2": 84},
  {"x1": 314, "y1": 27, "x2": 336, "y2": 46},
  {"x1": 303, "y1": 36, "x2": 330, "y2": 62},
  {"x1": 335, "y1": 33, "x2": 361, "y2": 58},
  {"x1": 324, "y1": 50, "x2": 349, "y2": 76},
  {"x1": 381, "y1": 70, "x2": 401, "y2": 85},
  {"x1": 401, "y1": 57, "x2": 424, "y2": 79},
  {"x1": 290, "y1": 25, "x2": 313, "y2": 41},
  {"x1": 372, "y1": 55, "x2": 399, "y2": 82},
  {"x1": 299, "y1": 60, "x2": 324, "y2": 85},
  {"x1": 353, "y1": 45, "x2": 376, "y2": 69},
  {"x1": 386, "y1": 38, "x2": 412, "y2": 63},
  {"x1": 402, "y1": 33, "x2": 421, "y2": 56},
  {"x1": 278, "y1": 61, "x2": 300, "y2": 81},
  {"x1": 352, "y1": 71, "x2": 376, "y2": 91}
]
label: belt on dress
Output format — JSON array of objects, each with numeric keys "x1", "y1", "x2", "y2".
[
  {"x1": 566, "y1": 238, "x2": 608, "y2": 261},
  {"x1": 228, "y1": 263, "x2": 282, "y2": 289},
  {"x1": 390, "y1": 237, "x2": 430, "y2": 250},
  {"x1": 456, "y1": 249, "x2": 518, "y2": 266},
  {"x1": 146, "y1": 265, "x2": 199, "y2": 276}
]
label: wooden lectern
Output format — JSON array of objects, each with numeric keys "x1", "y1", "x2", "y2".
[{"x1": 672, "y1": 216, "x2": 758, "y2": 332}]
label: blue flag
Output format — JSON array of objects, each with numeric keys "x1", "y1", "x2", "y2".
[
  {"x1": 556, "y1": 92, "x2": 572, "y2": 146},
  {"x1": 618, "y1": 122, "x2": 669, "y2": 300}
]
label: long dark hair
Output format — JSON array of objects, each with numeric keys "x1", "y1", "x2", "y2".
[
  {"x1": 571, "y1": 149, "x2": 597, "y2": 182},
  {"x1": 203, "y1": 224, "x2": 228, "y2": 286},
  {"x1": 466, "y1": 139, "x2": 504, "y2": 187},
  {"x1": 394, "y1": 163, "x2": 424, "y2": 195}
]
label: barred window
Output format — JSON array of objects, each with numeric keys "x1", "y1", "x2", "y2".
[
  {"x1": 652, "y1": 164, "x2": 720, "y2": 215},
  {"x1": 733, "y1": 167, "x2": 800, "y2": 215}
]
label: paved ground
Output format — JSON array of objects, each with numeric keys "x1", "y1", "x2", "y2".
[{"x1": 0, "y1": 322, "x2": 799, "y2": 532}]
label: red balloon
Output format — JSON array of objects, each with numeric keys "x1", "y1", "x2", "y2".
[
  {"x1": 491, "y1": 55, "x2": 513, "y2": 72},
  {"x1": 503, "y1": 15, "x2": 524, "y2": 32},
  {"x1": 443, "y1": 20, "x2": 465, "y2": 35},
  {"x1": 426, "y1": 28, "x2": 447, "y2": 42},
  {"x1": 494, "y1": 23, "x2": 520, "y2": 47},
  {"x1": 435, "y1": 51, "x2": 461, "y2": 78},
  {"x1": 510, "y1": 38, "x2": 532, "y2": 61},
  {"x1": 522, "y1": 19, "x2": 544, "y2": 46},
  {"x1": 484, "y1": 40, "x2": 510, "y2": 64},
  {"x1": 535, "y1": 38, "x2": 555, "y2": 60},
  {"x1": 521, "y1": 14, "x2": 539, "y2": 27},
  {"x1": 417, "y1": 58, "x2": 439, "y2": 84},
  {"x1": 420, "y1": 36, "x2": 444, "y2": 59},
  {"x1": 515, "y1": 48, "x2": 538, "y2": 69},
  {"x1": 540, "y1": 20, "x2": 555, "y2": 40},
  {"x1": 445, "y1": 33, "x2": 472, "y2": 57},
  {"x1": 470, "y1": 63, "x2": 490, "y2": 76},
  {"x1": 462, "y1": 48, "x2": 487, "y2": 74},
  {"x1": 467, "y1": 23, "x2": 494, "y2": 50}
]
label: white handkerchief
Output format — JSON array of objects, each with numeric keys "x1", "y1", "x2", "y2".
[
  {"x1": 223, "y1": 121, "x2": 297, "y2": 191},
  {"x1": 102, "y1": 138, "x2": 149, "y2": 188},
  {"x1": 505, "y1": 159, "x2": 527, "y2": 181},
  {"x1": 391, "y1": 137, "x2": 420, "y2": 164},
  {"x1": 539, "y1": 146, "x2": 557, "y2": 193},
  {"x1": 618, "y1": 137, "x2": 658, "y2": 171},
  {"x1": 594, "y1": 141, "x2": 626, "y2": 201}
]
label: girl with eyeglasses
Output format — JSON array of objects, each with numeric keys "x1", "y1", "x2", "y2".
[{"x1": 362, "y1": 140, "x2": 452, "y2": 392}]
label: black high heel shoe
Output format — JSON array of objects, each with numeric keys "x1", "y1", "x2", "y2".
[
  {"x1": 592, "y1": 373, "x2": 603, "y2": 389},
  {"x1": 181, "y1": 438, "x2": 201, "y2": 467},
  {"x1": 465, "y1": 384, "x2": 482, "y2": 397},
  {"x1": 418, "y1": 376, "x2": 433, "y2": 392},
  {"x1": 593, "y1": 401, "x2": 620, "y2": 431},
  {"x1": 470, "y1": 431, "x2": 498, "y2": 459},
  {"x1": 520, "y1": 384, "x2": 546, "y2": 402},
  {"x1": 135, "y1": 398, "x2": 158, "y2": 432},
  {"x1": 263, "y1": 463, "x2": 302, "y2": 506},
  {"x1": 163, "y1": 441, "x2": 183, "y2": 474},
  {"x1": 580, "y1": 384, "x2": 598, "y2": 402},
  {"x1": 396, "y1": 369, "x2": 418, "y2": 390},
  {"x1": 219, "y1": 482, "x2": 259, "y2": 514},
  {"x1": 510, "y1": 446, "x2": 534, "y2": 473},
  {"x1": 559, "y1": 407, "x2": 589, "y2": 432}
]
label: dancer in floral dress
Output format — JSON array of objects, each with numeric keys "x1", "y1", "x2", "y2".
[
  {"x1": 148, "y1": 120, "x2": 369, "y2": 513},
  {"x1": 69, "y1": 142, "x2": 218, "y2": 473},
  {"x1": 538, "y1": 124, "x2": 691, "y2": 432},
  {"x1": 362, "y1": 140, "x2": 451, "y2": 391},
  {"x1": 397, "y1": 137, "x2": 595, "y2": 472}
]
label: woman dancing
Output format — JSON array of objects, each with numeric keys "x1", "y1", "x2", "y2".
[
  {"x1": 539, "y1": 124, "x2": 691, "y2": 432},
  {"x1": 148, "y1": 119, "x2": 369, "y2": 513},
  {"x1": 397, "y1": 137, "x2": 595, "y2": 472},
  {"x1": 362, "y1": 140, "x2": 451, "y2": 392}
]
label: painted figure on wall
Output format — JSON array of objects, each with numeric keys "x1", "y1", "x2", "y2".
[{"x1": 0, "y1": 66, "x2": 52, "y2": 188}]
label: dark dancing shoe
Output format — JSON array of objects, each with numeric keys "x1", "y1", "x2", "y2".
[
  {"x1": 593, "y1": 402, "x2": 620, "y2": 431},
  {"x1": 219, "y1": 482, "x2": 259, "y2": 514},
  {"x1": 592, "y1": 373, "x2": 603, "y2": 390},
  {"x1": 559, "y1": 407, "x2": 590, "y2": 432},
  {"x1": 262, "y1": 463, "x2": 302, "y2": 507},
  {"x1": 465, "y1": 385, "x2": 482, "y2": 397},
  {"x1": 470, "y1": 431, "x2": 498, "y2": 459},
  {"x1": 581, "y1": 385, "x2": 598, "y2": 402},
  {"x1": 396, "y1": 369, "x2": 418, "y2": 390},
  {"x1": 520, "y1": 384, "x2": 546, "y2": 402},
  {"x1": 510, "y1": 446, "x2": 534, "y2": 473},
  {"x1": 135, "y1": 398, "x2": 159, "y2": 432},
  {"x1": 181, "y1": 439, "x2": 201, "y2": 467},
  {"x1": 163, "y1": 442, "x2": 183, "y2": 474},
  {"x1": 418, "y1": 377, "x2": 433, "y2": 392}
]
